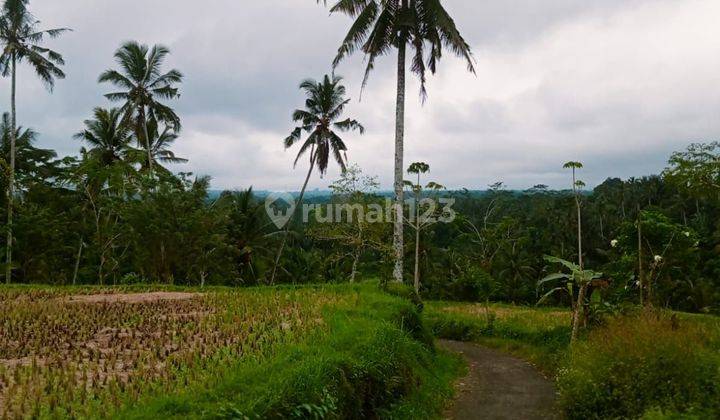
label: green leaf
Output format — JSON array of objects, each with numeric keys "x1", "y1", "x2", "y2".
[
  {"x1": 537, "y1": 272, "x2": 570, "y2": 288},
  {"x1": 537, "y1": 287, "x2": 569, "y2": 305},
  {"x1": 543, "y1": 255, "x2": 580, "y2": 272}
]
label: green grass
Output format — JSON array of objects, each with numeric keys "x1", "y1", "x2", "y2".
[
  {"x1": 118, "y1": 283, "x2": 464, "y2": 419},
  {"x1": 425, "y1": 301, "x2": 720, "y2": 419},
  {"x1": 0, "y1": 282, "x2": 462, "y2": 419},
  {"x1": 558, "y1": 311, "x2": 720, "y2": 419},
  {"x1": 424, "y1": 301, "x2": 572, "y2": 373}
]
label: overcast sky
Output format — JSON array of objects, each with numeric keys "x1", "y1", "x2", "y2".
[{"x1": 2, "y1": 0, "x2": 719, "y2": 191}]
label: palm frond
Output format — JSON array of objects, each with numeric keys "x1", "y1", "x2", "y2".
[
  {"x1": 333, "y1": 118, "x2": 365, "y2": 134},
  {"x1": 332, "y1": 1, "x2": 378, "y2": 67}
]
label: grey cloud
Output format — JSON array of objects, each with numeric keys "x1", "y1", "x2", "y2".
[{"x1": 0, "y1": 0, "x2": 717, "y2": 192}]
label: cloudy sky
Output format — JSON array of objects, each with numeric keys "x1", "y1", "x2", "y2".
[{"x1": 3, "y1": 0, "x2": 720, "y2": 191}]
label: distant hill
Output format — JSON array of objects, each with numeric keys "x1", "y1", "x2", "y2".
[{"x1": 207, "y1": 188, "x2": 582, "y2": 201}]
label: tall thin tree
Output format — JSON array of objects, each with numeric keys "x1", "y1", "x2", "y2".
[
  {"x1": 98, "y1": 41, "x2": 183, "y2": 176},
  {"x1": 405, "y1": 162, "x2": 444, "y2": 294},
  {"x1": 320, "y1": 0, "x2": 475, "y2": 283},
  {"x1": 270, "y1": 75, "x2": 364, "y2": 284},
  {"x1": 564, "y1": 161, "x2": 584, "y2": 269},
  {"x1": 0, "y1": 0, "x2": 68, "y2": 282},
  {"x1": 564, "y1": 161, "x2": 588, "y2": 339}
]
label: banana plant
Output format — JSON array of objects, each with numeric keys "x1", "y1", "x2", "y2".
[{"x1": 537, "y1": 255, "x2": 603, "y2": 342}]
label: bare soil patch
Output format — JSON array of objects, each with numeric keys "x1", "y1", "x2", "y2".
[{"x1": 66, "y1": 291, "x2": 201, "y2": 304}]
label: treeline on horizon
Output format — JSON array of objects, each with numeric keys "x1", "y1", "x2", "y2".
[
  {"x1": 1, "y1": 0, "x2": 719, "y2": 315},
  {"x1": 3, "y1": 135, "x2": 720, "y2": 315}
]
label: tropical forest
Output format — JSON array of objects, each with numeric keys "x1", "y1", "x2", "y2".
[{"x1": 0, "y1": 0, "x2": 718, "y2": 419}]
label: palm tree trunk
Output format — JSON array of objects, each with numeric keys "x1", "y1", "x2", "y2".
[
  {"x1": 5, "y1": 55, "x2": 17, "y2": 284},
  {"x1": 270, "y1": 150, "x2": 316, "y2": 285},
  {"x1": 392, "y1": 33, "x2": 407, "y2": 284},
  {"x1": 140, "y1": 107, "x2": 154, "y2": 175}
]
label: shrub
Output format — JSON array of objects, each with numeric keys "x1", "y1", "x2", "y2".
[
  {"x1": 558, "y1": 311, "x2": 720, "y2": 419},
  {"x1": 423, "y1": 266, "x2": 497, "y2": 303}
]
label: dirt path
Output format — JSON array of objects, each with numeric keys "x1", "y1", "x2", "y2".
[{"x1": 439, "y1": 340, "x2": 560, "y2": 420}]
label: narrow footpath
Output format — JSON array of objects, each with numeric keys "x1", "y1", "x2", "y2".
[{"x1": 439, "y1": 340, "x2": 560, "y2": 420}]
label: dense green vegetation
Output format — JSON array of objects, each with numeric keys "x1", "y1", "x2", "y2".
[
  {"x1": 1, "y1": 0, "x2": 719, "y2": 317},
  {"x1": 427, "y1": 301, "x2": 720, "y2": 419},
  {"x1": 0, "y1": 282, "x2": 461, "y2": 418}
]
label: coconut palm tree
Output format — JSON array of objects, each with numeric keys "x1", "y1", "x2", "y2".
[
  {"x1": 0, "y1": 0, "x2": 69, "y2": 282},
  {"x1": 74, "y1": 107, "x2": 137, "y2": 192},
  {"x1": 270, "y1": 74, "x2": 364, "y2": 284},
  {"x1": 98, "y1": 41, "x2": 183, "y2": 175},
  {"x1": 320, "y1": 0, "x2": 475, "y2": 283},
  {"x1": 74, "y1": 107, "x2": 133, "y2": 167},
  {"x1": 129, "y1": 117, "x2": 187, "y2": 175},
  {"x1": 218, "y1": 188, "x2": 274, "y2": 282}
]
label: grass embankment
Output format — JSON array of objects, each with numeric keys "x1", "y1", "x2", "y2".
[
  {"x1": 0, "y1": 283, "x2": 461, "y2": 419},
  {"x1": 425, "y1": 301, "x2": 571, "y2": 374},
  {"x1": 426, "y1": 301, "x2": 720, "y2": 419}
]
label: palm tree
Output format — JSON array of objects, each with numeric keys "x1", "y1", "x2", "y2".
[
  {"x1": 218, "y1": 188, "x2": 274, "y2": 282},
  {"x1": 74, "y1": 107, "x2": 133, "y2": 167},
  {"x1": 130, "y1": 117, "x2": 187, "y2": 175},
  {"x1": 320, "y1": 0, "x2": 475, "y2": 283},
  {"x1": 98, "y1": 41, "x2": 183, "y2": 175},
  {"x1": 73, "y1": 107, "x2": 137, "y2": 193},
  {"x1": 270, "y1": 74, "x2": 364, "y2": 284},
  {"x1": 0, "y1": 0, "x2": 69, "y2": 282}
]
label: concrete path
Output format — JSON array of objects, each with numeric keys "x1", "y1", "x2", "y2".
[{"x1": 439, "y1": 340, "x2": 560, "y2": 420}]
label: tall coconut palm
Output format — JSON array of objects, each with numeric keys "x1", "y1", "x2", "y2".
[
  {"x1": 0, "y1": 0, "x2": 69, "y2": 282},
  {"x1": 143, "y1": 119, "x2": 188, "y2": 173},
  {"x1": 74, "y1": 107, "x2": 136, "y2": 192},
  {"x1": 127, "y1": 117, "x2": 187, "y2": 176},
  {"x1": 320, "y1": 0, "x2": 475, "y2": 283},
  {"x1": 74, "y1": 107, "x2": 133, "y2": 167},
  {"x1": 270, "y1": 74, "x2": 364, "y2": 284},
  {"x1": 98, "y1": 41, "x2": 183, "y2": 175}
]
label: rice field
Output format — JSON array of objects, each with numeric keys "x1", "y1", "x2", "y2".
[{"x1": 0, "y1": 286, "x2": 344, "y2": 418}]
